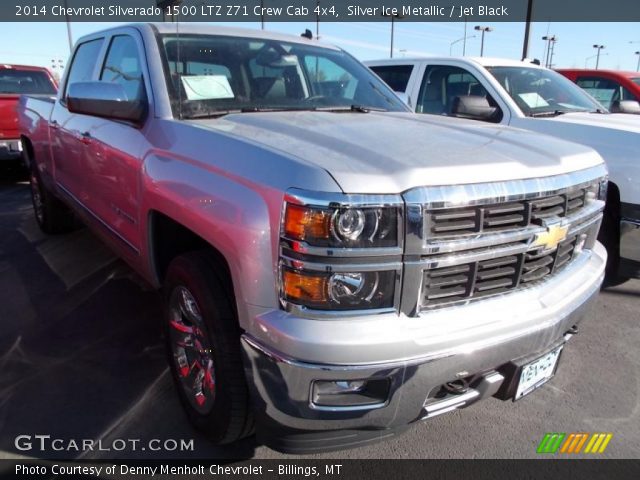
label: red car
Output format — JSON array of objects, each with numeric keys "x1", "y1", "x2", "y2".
[
  {"x1": 557, "y1": 69, "x2": 640, "y2": 114},
  {"x1": 0, "y1": 64, "x2": 57, "y2": 163}
]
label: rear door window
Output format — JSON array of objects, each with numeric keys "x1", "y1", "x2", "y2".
[
  {"x1": 576, "y1": 76, "x2": 635, "y2": 109},
  {"x1": 369, "y1": 64, "x2": 414, "y2": 92}
]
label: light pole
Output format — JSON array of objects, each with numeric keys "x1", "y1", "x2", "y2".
[
  {"x1": 63, "y1": 0, "x2": 73, "y2": 52},
  {"x1": 636, "y1": 51, "x2": 640, "y2": 72},
  {"x1": 474, "y1": 26, "x2": 493, "y2": 57},
  {"x1": 383, "y1": 11, "x2": 404, "y2": 58},
  {"x1": 315, "y1": 1, "x2": 320, "y2": 39},
  {"x1": 584, "y1": 52, "x2": 608, "y2": 68},
  {"x1": 522, "y1": 0, "x2": 534, "y2": 59},
  {"x1": 542, "y1": 35, "x2": 557, "y2": 68},
  {"x1": 450, "y1": 35, "x2": 475, "y2": 55},
  {"x1": 593, "y1": 44, "x2": 605, "y2": 69}
]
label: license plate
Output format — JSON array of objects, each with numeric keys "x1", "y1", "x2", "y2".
[{"x1": 515, "y1": 346, "x2": 563, "y2": 400}]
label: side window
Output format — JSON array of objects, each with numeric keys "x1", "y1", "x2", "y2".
[
  {"x1": 369, "y1": 65, "x2": 414, "y2": 92},
  {"x1": 100, "y1": 35, "x2": 145, "y2": 102},
  {"x1": 64, "y1": 38, "x2": 104, "y2": 98},
  {"x1": 416, "y1": 65, "x2": 502, "y2": 122},
  {"x1": 576, "y1": 77, "x2": 618, "y2": 108},
  {"x1": 575, "y1": 76, "x2": 636, "y2": 110}
]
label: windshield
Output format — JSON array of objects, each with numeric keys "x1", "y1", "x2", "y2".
[
  {"x1": 486, "y1": 66, "x2": 604, "y2": 116},
  {"x1": 0, "y1": 69, "x2": 56, "y2": 95},
  {"x1": 159, "y1": 34, "x2": 407, "y2": 118},
  {"x1": 632, "y1": 78, "x2": 640, "y2": 87}
]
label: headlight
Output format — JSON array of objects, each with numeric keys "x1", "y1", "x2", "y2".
[
  {"x1": 283, "y1": 203, "x2": 399, "y2": 248},
  {"x1": 281, "y1": 267, "x2": 395, "y2": 311}
]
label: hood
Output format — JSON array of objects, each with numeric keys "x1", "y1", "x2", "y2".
[
  {"x1": 190, "y1": 111, "x2": 603, "y2": 194},
  {"x1": 543, "y1": 112, "x2": 640, "y2": 133}
]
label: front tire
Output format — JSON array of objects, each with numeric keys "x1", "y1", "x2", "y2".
[{"x1": 163, "y1": 251, "x2": 254, "y2": 444}]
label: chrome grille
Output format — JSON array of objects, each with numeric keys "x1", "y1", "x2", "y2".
[
  {"x1": 427, "y1": 188, "x2": 590, "y2": 237},
  {"x1": 421, "y1": 236, "x2": 579, "y2": 307}
]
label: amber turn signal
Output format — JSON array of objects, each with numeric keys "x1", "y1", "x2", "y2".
[
  {"x1": 282, "y1": 269, "x2": 329, "y2": 304},
  {"x1": 284, "y1": 204, "x2": 330, "y2": 241}
]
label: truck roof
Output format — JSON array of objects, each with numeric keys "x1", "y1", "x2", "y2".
[
  {"x1": 365, "y1": 56, "x2": 545, "y2": 69},
  {"x1": 0, "y1": 64, "x2": 52, "y2": 72},
  {"x1": 82, "y1": 22, "x2": 341, "y2": 51},
  {"x1": 556, "y1": 68, "x2": 640, "y2": 79}
]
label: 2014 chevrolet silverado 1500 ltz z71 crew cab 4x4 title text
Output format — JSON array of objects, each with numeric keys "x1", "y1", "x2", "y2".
[
  {"x1": 19, "y1": 24, "x2": 607, "y2": 453},
  {"x1": 367, "y1": 57, "x2": 640, "y2": 279}
]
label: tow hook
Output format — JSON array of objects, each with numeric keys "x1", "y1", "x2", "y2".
[
  {"x1": 443, "y1": 379, "x2": 469, "y2": 395},
  {"x1": 564, "y1": 324, "x2": 579, "y2": 341}
]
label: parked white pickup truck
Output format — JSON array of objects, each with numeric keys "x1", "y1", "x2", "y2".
[{"x1": 366, "y1": 57, "x2": 640, "y2": 279}]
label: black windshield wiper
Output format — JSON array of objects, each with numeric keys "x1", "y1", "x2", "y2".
[
  {"x1": 313, "y1": 105, "x2": 387, "y2": 113},
  {"x1": 528, "y1": 110, "x2": 568, "y2": 118},
  {"x1": 183, "y1": 105, "x2": 386, "y2": 119},
  {"x1": 185, "y1": 107, "x2": 312, "y2": 119}
]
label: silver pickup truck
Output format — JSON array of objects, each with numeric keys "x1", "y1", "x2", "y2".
[{"x1": 19, "y1": 23, "x2": 607, "y2": 453}]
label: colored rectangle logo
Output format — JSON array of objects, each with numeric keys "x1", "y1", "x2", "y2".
[{"x1": 537, "y1": 433, "x2": 612, "y2": 454}]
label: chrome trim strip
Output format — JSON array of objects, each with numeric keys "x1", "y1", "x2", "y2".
[
  {"x1": 56, "y1": 182, "x2": 140, "y2": 255},
  {"x1": 308, "y1": 401, "x2": 388, "y2": 412},
  {"x1": 404, "y1": 165, "x2": 607, "y2": 255},
  {"x1": 281, "y1": 239, "x2": 403, "y2": 258},
  {"x1": 403, "y1": 164, "x2": 607, "y2": 208},
  {"x1": 282, "y1": 304, "x2": 398, "y2": 319},
  {"x1": 279, "y1": 255, "x2": 402, "y2": 272},
  {"x1": 285, "y1": 188, "x2": 404, "y2": 208}
]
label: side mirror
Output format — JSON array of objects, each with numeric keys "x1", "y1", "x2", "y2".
[
  {"x1": 451, "y1": 95, "x2": 497, "y2": 121},
  {"x1": 610, "y1": 100, "x2": 640, "y2": 114},
  {"x1": 394, "y1": 91, "x2": 411, "y2": 107},
  {"x1": 66, "y1": 81, "x2": 146, "y2": 123}
]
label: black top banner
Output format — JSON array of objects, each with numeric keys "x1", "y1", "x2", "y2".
[{"x1": 5, "y1": 0, "x2": 640, "y2": 22}]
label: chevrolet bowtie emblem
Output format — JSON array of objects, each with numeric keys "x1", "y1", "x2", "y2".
[{"x1": 533, "y1": 224, "x2": 569, "y2": 250}]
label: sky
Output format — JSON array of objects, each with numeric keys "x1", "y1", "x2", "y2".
[{"x1": 1, "y1": 21, "x2": 639, "y2": 73}]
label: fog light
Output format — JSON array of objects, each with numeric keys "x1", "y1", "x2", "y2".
[{"x1": 312, "y1": 378, "x2": 390, "y2": 408}]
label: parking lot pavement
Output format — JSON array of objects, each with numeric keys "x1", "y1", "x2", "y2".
[{"x1": 0, "y1": 178, "x2": 638, "y2": 460}]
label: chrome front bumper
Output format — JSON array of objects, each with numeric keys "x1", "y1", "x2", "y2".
[{"x1": 241, "y1": 243, "x2": 606, "y2": 453}]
